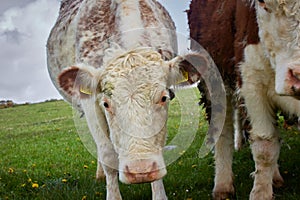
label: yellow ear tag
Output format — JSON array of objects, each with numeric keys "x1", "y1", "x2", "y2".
[
  {"x1": 80, "y1": 85, "x2": 92, "y2": 95},
  {"x1": 177, "y1": 70, "x2": 189, "y2": 83}
]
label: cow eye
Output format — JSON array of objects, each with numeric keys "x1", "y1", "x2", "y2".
[
  {"x1": 258, "y1": 0, "x2": 265, "y2": 3},
  {"x1": 157, "y1": 91, "x2": 170, "y2": 105},
  {"x1": 103, "y1": 102, "x2": 109, "y2": 108},
  {"x1": 161, "y1": 96, "x2": 168, "y2": 103},
  {"x1": 102, "y1": 98, "x2": 110, "y2": 109}
]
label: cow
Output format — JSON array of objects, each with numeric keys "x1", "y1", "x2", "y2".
[
  {"x1": 46, "y1": 0, "x2": 225, "y2": 199},
  {"x1": 240, "y1": 1, "x2": 300, "y2": 199},
  {"x1": 188, "y1": 0, "x2": 300, "y2": 199}
]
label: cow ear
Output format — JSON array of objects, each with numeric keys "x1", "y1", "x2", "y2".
[
  {"x1": 169, "y1": 53, "x2": 210, "y2": 84},
  {"x1": 58, "y1": 66, "x2": 100, "y2": 99}
]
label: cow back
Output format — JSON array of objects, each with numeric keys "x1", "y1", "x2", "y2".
[{"x1": 47, "y1": 0, "x2": 177, "y2": 102}]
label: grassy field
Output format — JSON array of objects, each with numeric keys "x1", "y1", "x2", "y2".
[{"x1": 0, "y1": 88, "x2": 299, "y2": 200}]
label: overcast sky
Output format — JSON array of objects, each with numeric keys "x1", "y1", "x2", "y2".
[{"x1": 0, "y1": 0, "x2": 191, "y2": 104}]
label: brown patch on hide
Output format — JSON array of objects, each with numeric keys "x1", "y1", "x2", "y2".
[
  {"x1": 139, "y1": 0, "x2": 158, "y2": 26},
  {"x1": 77, "y1": 0, "x2": 117, "y2": 67},
  {"x1": 234, "y1": 0, "x2": 259, "y2": 87},
  {"x1": 188, "y1": 0, "x2": 259, "y2": 128},
  {"x1": 188, "y1": 0, "x2": 259, "y2": 89}
]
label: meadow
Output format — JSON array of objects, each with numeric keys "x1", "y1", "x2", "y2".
[{"x1": 0, "y1": 88, "x2": 299, "y2": 200}]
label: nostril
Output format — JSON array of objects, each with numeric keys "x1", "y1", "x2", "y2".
[
  {"x1": 125, "y1": 165, "x2": 130, "y2": 173},
  {"x1": 289, "y1": 68, "x2": 300, "y2": 81},
  {"x1": 148, "y1": 162, "x2": 159, "y2": 179},
  {"x1": 152, "y1": 162, "x2": 157, "y2": 170},
  {"x1": 291, "y1": 69, "x2": 300, "y2": 81}
]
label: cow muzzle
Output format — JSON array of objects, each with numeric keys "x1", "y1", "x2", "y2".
[
  {"x1": 288, "y1": 68, "x2": 300, "y2": 98},
  {"x1": 119, "y1": 158, "x2": 166, "y2": 184},
  {"x1": 276, "y1": 66, "x2": 300, "y2": 99}
]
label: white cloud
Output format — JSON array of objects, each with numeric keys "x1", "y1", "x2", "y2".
[{"x1": 0, "y1": 0, "x2": 61, "y2": 103}]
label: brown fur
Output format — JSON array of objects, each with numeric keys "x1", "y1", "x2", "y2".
[
  {"x1": 187, "y1": 0, "x2": 260, "y2": 198},
  {"x1": 188, "y1": 0, "x2": 259, "y2": 88}
]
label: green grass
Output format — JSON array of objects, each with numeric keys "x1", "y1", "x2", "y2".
[{"x1": 0, "y1": 88, "x2": 299, "y2": 200}]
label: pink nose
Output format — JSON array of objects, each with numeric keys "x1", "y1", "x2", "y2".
[{"x1": 124, "y1": 161, "x2": 161, "y2": 184}]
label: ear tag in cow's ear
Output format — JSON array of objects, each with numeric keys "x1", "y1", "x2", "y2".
[
  {"x1": 80, "y1": 85, "x2": 92, "y2": 95},
  {"x1": 177, "y1": 70, "x2": 189, "y2": 83}
]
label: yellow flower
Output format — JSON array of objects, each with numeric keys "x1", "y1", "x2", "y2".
[
  {"x1": 83, "y1": 165, "x2": 89, "y2": 169},
  {"x1": 82, "y1": 195, "x2": 87, "y2": 200},
  {"x1": 28, "y1": 178, "x2": 32, "y2": 183},
  {"x1": 8, "y1": 168, "x2": 14, "y2": 174},
  {"x1": 23, "y1": 170, "x2": 27, "y2": 173},
  {"x1": 62, "y1": 179, "x2": 67, "y2": 183},
  {"x1": 91, "y1": 160, "x2": 95, "y2": 164},
  {"x1": 32, "y1": 183, "x2": 39, "y2": 188},
  {"x1": 95, "y1": 192, "x2": 102, "y2": 196},
  {"x1": 21, "y1": 183, "x2": 26, "y2": 187},
  {"x1": 32, "y1": 164, "x2": 36, "y2": 168}
]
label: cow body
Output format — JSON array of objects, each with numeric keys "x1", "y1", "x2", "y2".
[
  {"x1": 188, "y1": 0, "x2": 300, "y2": 199},
  {"x1": 240, "y1": 1, "x2": 300, "y2": 199},
  {"x1": 47, "y1": 0, "x2": 218, "y2": 199},
  {"x1": 47, "y1": 1, "x2": 177, "y2": 199}
]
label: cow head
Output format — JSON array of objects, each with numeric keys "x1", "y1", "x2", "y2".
[
  {"x1": 255, "y1": 0, "x2": 300, "y2": 97},
  {"x1": 57, "y1": 47, "x2": 211, "y2": 184}
]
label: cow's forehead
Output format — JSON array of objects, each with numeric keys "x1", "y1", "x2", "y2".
[
  {"x1": 102, "y1": 66, "x2": 168, "y2": 100},
  {"x1": 99, "y1": 48, "x2": 169, "y2": 99}
]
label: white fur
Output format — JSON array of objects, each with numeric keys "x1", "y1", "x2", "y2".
[{"x1": 114, "y1": 0, "x2": 144, "y2": 48}]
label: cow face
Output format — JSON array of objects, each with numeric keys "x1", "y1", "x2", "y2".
[
  {"x1": 57, "y1": 48, "x2": 206, "y2": 184},
  {"x1": 255, "y1": 0, "x2": 300, "y2": 97},
  {"x1": 99, "y1": 49, "x2": 174, "y2": 184}
]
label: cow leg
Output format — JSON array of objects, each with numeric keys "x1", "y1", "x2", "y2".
[
  {"x1": 250, "y1": 136, "x2": 280, "y2": 200},
  {"x1": 80, "y1": 101, "x2": 121, "y2": 199},
  {"x1": 213, "y1": 93, "x2": 235, "y2": 200},
  {"x1": 239, "y1": 43, "x2": 283, "y2": 199},
  {"x1": 101, "y1": 165, "x2": 122, "y2": 200},
  {"x1": 96, "y1": 161, "x2": 105, "y2": 180},
  {"x1": 151, "y1": 179, "x2": 167, "y2": 200},
  {"x1": 273, "y1": 164, "x2": 284, "y2": 188}
]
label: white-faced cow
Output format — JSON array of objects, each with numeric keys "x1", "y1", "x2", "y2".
[
  {"x1": 240, "y1": 1, "x2": 300, "y2": 199},
  {"x1": 47, "y1": 0, "x2": 223, "y2": 199},
  {"x1": 188, "y1": 0, "x2": 300, "y2": 199}
]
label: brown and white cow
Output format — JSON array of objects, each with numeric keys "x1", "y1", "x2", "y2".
[
  {"x1": 47, "y1": 0, "x2": 224, "y2": 199},
  {"x1": 240, "y1": 1, "x2": 300, "y2": 199},
  {"x1": 188, "y1": 0, "x2": 300, "y2": 199}
]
